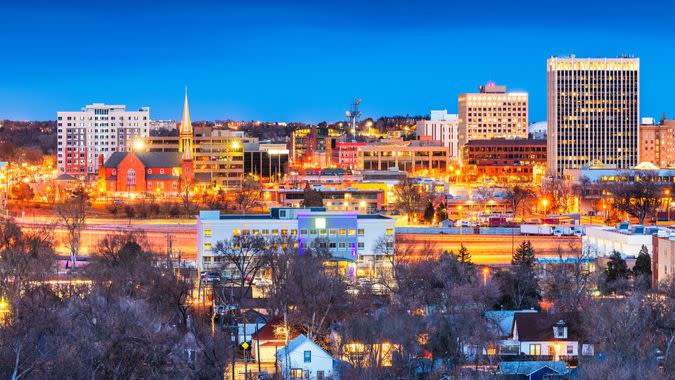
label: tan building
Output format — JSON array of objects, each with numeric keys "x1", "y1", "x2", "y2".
[
  {"x1": 458, "y1": 83, "x2": 528, "y2": 146},
  {"x1": 145, "y1": 127, "x2": 252, "y2": 189},
  {"x1": 652, "y1": 233, "x2": 675, "y2": 288},
  {"x1": 357, "y1": 139, "x2": 449, "y2": 174},
  {"x1": 640, "y1": 117, "x2": 675, "y2": 168},
  {"x1": 547, "y1": 56, "x2": 640, "y2": 176}
]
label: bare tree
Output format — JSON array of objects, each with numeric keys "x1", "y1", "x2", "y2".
[
  {"x1": 607, "y1": 170, "x2": 661, "y2": 225},
  {"x1": 503, "y1": 184, "x2": 535, "y2": 219},
  {"x1": 54, "y1": 191, "x2": 89, "y2": 269},
  {"x1": 212, "y1": 235, "x2": 267, "y2": 304},
  {"x1": 541, "y1": 244, "x2": 595, "y2": 313},
  {"x1": 393, "y1": 177, "x2": 426, "y2": 222},
  {"x1": 234, "y1": 175, "x2": 263, "y2": 214},
  {"x1": 541, "y1": 176, "x2": 576, "y2": 214}
]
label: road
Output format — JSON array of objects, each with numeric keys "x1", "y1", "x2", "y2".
[
  {"x1": 16, "y1": 217, "x2": 198, "y2": 260},
  {"x1": 396, "y1": 233, "x2": 582, "y2": 265},
  {"x1": 15, "y1": 216, "x2": 582, "y2": 266}
]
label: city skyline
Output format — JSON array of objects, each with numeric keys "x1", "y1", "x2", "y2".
[{"x1": 1, "y1": 0, "x2": 674, "y2": 122}]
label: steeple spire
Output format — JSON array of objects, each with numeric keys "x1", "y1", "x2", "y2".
[
  {"x1": 180, "y1": 87, "x2": 192, "y2": 135},
  {"x1": 179, "y1": 87, "x2": 193, "y2": 161}
]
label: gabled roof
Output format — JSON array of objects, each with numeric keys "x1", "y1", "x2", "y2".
[
  {"x1": 55, "y1": 173, "x2": 80, "y2": 181},
  {"x1": 512, "y1": 312, "x2": 578, "y2": 341},
  {"x1": 103, "y1": 152, "x2": 182, "y2": 169},
  {"x1": 485, "y1": 310, "x2": 538, "y2": 337},
  {"x1": 252, "y1": 317, "x2": 296, "y2": 341},
  {"x1": 498, "y1": 361, "x2": 568, "y2": 376},
  {"x1": 276, "y1": 334, "x2": 334, "y2": 361}
]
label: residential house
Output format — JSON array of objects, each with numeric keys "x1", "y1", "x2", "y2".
[
  {"x1": 277, "y1": 334, "x2": 336, "y2": 380},
  {"x1": 511, "y1": 312, "x2": 593, "y2": 362},
  {"x1": 485, "y1": 310, "x2": 538, "y2": 356},
  {"x1": 251, "y1": 317, "x2": 299, "y2": 367}
]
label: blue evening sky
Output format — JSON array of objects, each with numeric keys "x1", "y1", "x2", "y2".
[{"x1": 0, "y1": 0, "x2": 673, "y2": 122}]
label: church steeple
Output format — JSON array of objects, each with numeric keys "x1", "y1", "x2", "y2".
[{"x1": 179, "y1": 87, "x2": 193, "y2": 161}]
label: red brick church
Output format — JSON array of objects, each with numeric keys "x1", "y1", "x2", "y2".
[{"x1": 98, "y1": 91, "x2": 194, "y2": 195}]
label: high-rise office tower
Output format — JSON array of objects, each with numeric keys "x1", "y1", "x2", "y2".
[
  {"x1": 546, "y1": 56, "x2": 640, "y2": 176},
  {"x1": 57, "y1": 104, "x2": 150, "y2": 178},
  {"x1": 458, "y1": 83, "x2": 528, "y2": 146}
]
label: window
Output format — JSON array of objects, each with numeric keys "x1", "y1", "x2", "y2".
[
  {"x1": 204, "y1": 243, "x2": 212, "y2": 250},
  {"x1": 386, "y1": 228, "x2": 394, "y2": 235},
  {"x1": 567, "y1": 344, "x2": 574, "y2": 355},
  {"x1": 357, "y1": 229, "x2": 364, "y2": 236},
  {"x1": 339, "y1": 242, "x2": 346, "y2": 248},
  {"x1": 339, "y1": 229, "x2": 346, "y2": 235},
  {"x1": 126, "y1": 168, "x2": 136, "y2": 185},
  {"x1": 290, "y1": 369, "x2": 303, "y2": 379},
  {"x1": 281, "y1": 229, "x2": 288, "y2": 235},
  {"x1": 204, "y1": 230, "x2": 212, "y2": 237},
  {"x1": 319, "y1": 229, "x2": 327, "y2": 235},
  {"x1": 271, "y1": 229, "x2": 279, "y2": 235},
  {"x1": 329, "y1": 229, "x2": 337, "y2": 235},
  {"x1": 529, "y1": 344, "x2": 541, "y2": 356},
  {"x1": 317, "y1": 371, "x2": 325, "y2": 380},
  {"x1": 300, "y1": 229, "x2": 308, "y2": 235},
  {"x1": 348, "y1": 229, "x2": 356, "y2": 236},
  {"x1": 233, "y1": 229, "x2": 241, "y2": 236},
  {"x1": 310, "y1": 229, "x2": 317, "y2": 235},
  {"x1": 262, "y1": 229, "x2": 270, "y2": 235},
  {"x1": 304, "y1": 350, "x2": 312, "y2": 363},
  {"x1": 358, "y1": 242, "x2": 365, "y2": 249}
]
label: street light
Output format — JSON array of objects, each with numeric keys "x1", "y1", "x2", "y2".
[
  {"x1": 541, "y1": 199, "x2": 549, "y2": 215},
  {"x1": 482, "y1": 267, "x2": 489, "y2": 287}
]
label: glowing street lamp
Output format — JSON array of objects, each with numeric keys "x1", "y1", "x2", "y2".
[
  {"x1": 482, "y1": 267, "x2": 490, "y2": 287},
  {"x1": 132, "y1": 139, "x2": 145, "y2": 152}
]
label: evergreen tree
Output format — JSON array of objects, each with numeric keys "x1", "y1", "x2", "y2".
[
  {"x1": 423, "y1": 201, "x2": 435, "y2": 224},
  {"x1": 602, "y1": 250, "x2": 630, "y2": 294},
  {"x1": 457, "y1": 244, "x2": 472, "y2": 265},
  {"x1": 301, "y1": 182, "x2": 324, "y2": 207},
  {"x1": 496, "y1": 240, "x2": 541, "y2": 310},
  {"x1": 512, "y1": 240, "x2": 536, "y2": 267},
  {"x1": 633, "y1": 245, "x2": 652, "y2": 289},
  {"x1": 605, "y1": 251, "x2": 629, "y2": 283},
  {"x1": 435, "y1": 202, "x2": 448, "y2": 222}
]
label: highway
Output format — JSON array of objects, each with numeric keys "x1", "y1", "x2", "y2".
[
  {"x1": 396, "y1": 233, "x2": 582, "y2": 265},
  {"x1": 16, "y1": 217, "x2": 198, "y2": 260},
  {"x1": 15, "y1": 216, "x2": 583, "y2": 266}
]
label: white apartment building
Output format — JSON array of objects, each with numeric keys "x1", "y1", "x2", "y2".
[
  {"x1": 197, "y1": 207, "x2": 395, "y2": 276},
  {"x1": 547, "y1": 56, "x2": 640, "y2": 176},
  {"x1": 57, "y1": 103, "x2": 150, "y2": 178},
  {"x1": 458, "y1": 83, "x2": 528, "y2": 146},
  {"x1": 415, "y1": 110, "x2": 460, "y2": 162},
  {"x1": 583, "y1": 224, "x2": 660, "y2": 258}
]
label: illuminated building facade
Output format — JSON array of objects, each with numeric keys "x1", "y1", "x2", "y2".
[
  {"x1": 197, "y1": 208, "x2": 395, "y2": 277},
  {"x1": 462, "y1": 138, "x2": 547, "y2": 182},
  {"x1": 243, "y1": 143, "x2": 289, "y2": 180},
  {"x1": 333, "y1": 142, "x2": 366, "y2": 169},
  {"x1": 415, "y1": 110, "x2": 460, "y2": 162},
  {"x1": 640, "y1": 117, "x2": 675, "y2": 168},
  {"x1": 57, "y1": 104, "x2": 150, "y2": 179},
  {"x1": 357, "y1": 140, "x2": 449, "y2": 174},
  {"x1": 547, "y1": 56, "x2": 640, "y2": 175},
  {"x1": 458, "y1": 83, "x2": 528, "y2": 146},
  {"x1": 290, "y1": 125, "x2": 345, "y2": 167},
  {"x1": 278, "y1": 188, "x2": 385, "y2": 212}
]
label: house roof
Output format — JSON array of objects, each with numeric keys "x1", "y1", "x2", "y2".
[
  {"x1": 252, "y1": 317, "x2": 297, "y2": 341},
  {"x1": 103, "y1": 152, "x2": 182, "y2": 169},
  {"x1": 498, "y1": 361, "x2": 569, "y2": 376},
  {"x1": 55, "y1": 173, "x2": 80, "y2": 181},
  {"x1": 513, "y1": 312, "x2": 578, "y2": 341},
  {"x1": 485, "y1": 310, "x2": 538, "y2": 337},
  {"x1": 276, "y1": 334, "x2": 334, "y2": 361}
]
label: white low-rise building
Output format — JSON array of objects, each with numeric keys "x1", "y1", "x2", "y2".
[
  {"x1": 583, "y1": 223, "x2": 661, "y2": 258},
  {"x1": 277, "y1": 334, "x2": 336, "y2": 380},
  {"x1": 197, "y1": 207, "x2": 395, "y2": 276}
]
